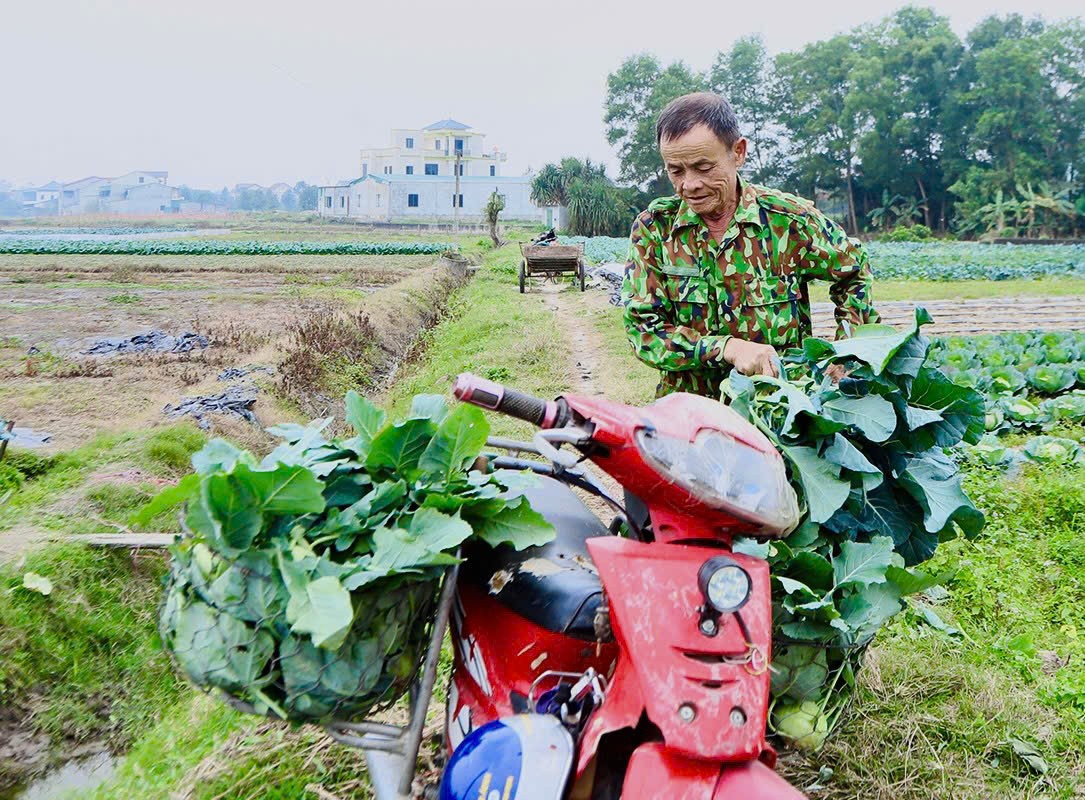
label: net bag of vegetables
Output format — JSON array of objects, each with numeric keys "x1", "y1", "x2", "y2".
[
  {"x1": 723, "y1": 309, "x2": 986, "y2": 751},
  {"x1": 141, "y1": 391, "x2": 555, "y2": 723}
]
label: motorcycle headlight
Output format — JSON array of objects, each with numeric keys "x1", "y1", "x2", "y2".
[
  {"x1": 635, "y1": 427, "x2": 799, "y2": 536},
  {"x1": 698, "y1": 556, "x2": 751, "y2": 613}
]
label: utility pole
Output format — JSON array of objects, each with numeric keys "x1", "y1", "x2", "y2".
[{"x1": 453, "y1": 145, "x2": 462, "y2": 235}]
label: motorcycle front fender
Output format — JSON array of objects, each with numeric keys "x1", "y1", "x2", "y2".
[{"x1": 618, "y1": 743, "x2": 807, "y2": 800}]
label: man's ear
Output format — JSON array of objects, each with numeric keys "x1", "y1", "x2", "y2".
[{"x1": 733, "y1": 138, "x2": 748, "y2": 168}]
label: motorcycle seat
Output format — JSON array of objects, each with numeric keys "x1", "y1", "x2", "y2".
[{"x1": 461, "y1": 475, "x2": 607, "y2": 641}]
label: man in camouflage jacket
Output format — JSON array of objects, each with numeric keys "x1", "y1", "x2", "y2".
[{"x1": 622, "y1": 93, "x2": 879, "y2": 398}]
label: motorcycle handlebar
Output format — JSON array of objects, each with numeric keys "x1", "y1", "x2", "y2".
[{"x1": 453, "y1": 373, "x2": 563, "y2": 428}]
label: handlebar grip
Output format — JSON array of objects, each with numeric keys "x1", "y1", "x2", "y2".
[{"x1": 453, "y1": 373, "x2": 559, "y2": 427}]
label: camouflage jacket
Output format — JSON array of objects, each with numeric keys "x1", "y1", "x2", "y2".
[{"x1": 621, "y1": 178, "x2": 879, "y2": 398}]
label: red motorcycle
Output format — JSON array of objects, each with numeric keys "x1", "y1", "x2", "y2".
[{"x1": 436, "y1": 374, "x2": 808, "y2": 799}]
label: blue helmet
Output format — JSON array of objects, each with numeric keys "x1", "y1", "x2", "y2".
[{"x1": 439, "y1": 714, "x2": 574, "y2": 800}]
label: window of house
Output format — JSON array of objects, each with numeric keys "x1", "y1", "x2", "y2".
[
  {"x1": 454, "y1": 138, "x2": 464, "y2": 153},
  {"x1": 406, "y1": 166, "x2": 414, "y2": 175},
  {"x1": 406, "y1": 137, "x2": 414, "y2": 149},
  {"x1": 139, "y1": 176, "x2": 145, "y2": 183},
  {"x1": 340, "y1": 196, "x2": 345, "y2": 208},
  {"x1": 455, "y1": 163, "x2": 464, "y2": 176},
  {"x1": 490, "y1": 165, "x2": 496, "y2": 176},
  {"x1": 451, "y1": 194, "x2": 463, "y2": 208},
  {"x1": 425, "y1": 163, "x2": 438, "y2": 175},
  {"x1": 384, "y1": 166, "x2": 393, "y2": 175},
  {"x1": 376, "y1": 194, "x2": 382, "y2": 208},
  {"x1": 408, "y1": 194, "x2": 419, "y2": 207},
  {"x1": 362, "y1": 163, "x2": 368, "y2": 177},
  {"x1": 325, "y1": 196, "x2": 332, "y2": 208}
]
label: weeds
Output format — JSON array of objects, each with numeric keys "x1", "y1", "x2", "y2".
[
  {"x1": 19, "y1": 349, "x2": 113, "y2": 379},
  {"x1": 277, "y1": 304, "x2": 380, "y2": 407},
  {"x1": 200, "y1": 320, "x2": 270, "y2": 354},
  {"x1": 107, "y1": 292, "x2": 143, "y2": 304}
]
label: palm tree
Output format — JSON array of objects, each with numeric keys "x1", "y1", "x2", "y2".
[{"x1": 530, "y1": 158, "x2": 627, "y2": 236}]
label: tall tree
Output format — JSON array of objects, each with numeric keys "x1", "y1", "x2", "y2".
[
  {"x1": 709, "y1": 35, "x2": 787, "y2": 184},
  {"x1": 604, "y1": 55, "x2": 706, "y2": 195},
  {"x1": 773, "y1": 34, "x2": 869, "y2": 232},
  {"x1": 852, "y1": 8, "x2": 963, "y2": 229}
]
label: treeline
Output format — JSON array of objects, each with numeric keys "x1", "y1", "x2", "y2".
[
  {"x1": 604, "y1": 8, "x2": 1084, "y2": 238},
  {"x1": 176, "y1": 181, "x2": 319, "y2": 213}
]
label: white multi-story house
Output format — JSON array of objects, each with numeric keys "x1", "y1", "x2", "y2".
[
  {"x1": 55, "y1": 171, "x2": 177, "y2": 215},
  {"x1": 360, "y1": 119, "x2": 507, "y2": 180},
  {"x1": 320, "y1": 118, "x2": 553, "y2": 223}
]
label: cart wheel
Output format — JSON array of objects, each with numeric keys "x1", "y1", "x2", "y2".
[
  {"x1": 518, "y1": 260, "x2": 526, "y2": 293},
  {"x1": 579, "y1": 262, "x2": 586, "y2": 292}
]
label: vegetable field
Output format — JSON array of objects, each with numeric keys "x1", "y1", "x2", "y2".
[
  {"x1": 0, "y1": 239, "x2": 453, "y2": 256},
  {"x1": 565, "y1": 235, "x2": 1085, "y2": 281}
]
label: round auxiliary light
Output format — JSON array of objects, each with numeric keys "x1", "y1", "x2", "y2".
[{"x1": 698, "y1": 556, "x2": 752, "y2": 614}]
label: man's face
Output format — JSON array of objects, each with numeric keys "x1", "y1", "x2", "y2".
[{"x1": 659, "y1": 124, "x2": 747, "y2": 217}]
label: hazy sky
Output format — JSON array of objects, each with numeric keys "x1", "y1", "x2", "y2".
[{"x1": 2, "y1": 0, "x2": 1081, "y2": 189}]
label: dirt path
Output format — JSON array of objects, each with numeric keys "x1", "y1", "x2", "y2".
[
  {"x1": 540, "y1": 285, "x2": 604, "y2": 397},
  {"x1": 813, "y1": 295, "x2": 1083, "y2": 337},
  {"x1": 535, "y1": 285, "x2": 628, "y2": 522}
]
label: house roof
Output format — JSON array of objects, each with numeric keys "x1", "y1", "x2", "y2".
[
  {"x1": 365, "y1": 174, "x2": 527, "y2": 185},
  {"x1": 423, "y1": 119, "x2": 471, "y2": 131},
  {"x1": 65, "y1": 176, "x2": 107, "y2": 188}
]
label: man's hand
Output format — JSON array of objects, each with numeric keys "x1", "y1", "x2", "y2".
[
  {"x1": 825, "y1": 364, "x2": 849, "y2": 383},
  {"x1": 723, "y1": 338, "x2": 780, "y2": 378}
]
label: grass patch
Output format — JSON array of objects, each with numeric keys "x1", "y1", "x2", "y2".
[
  {"x1": 0, "y1": 544, "x2": 181, "y2": 782},
  {"x1": 142, "y1": 424, "x2": 206, "y2": 473},
  {"x1": 382, "y1": 246, "x2": 573, "y2": 441},
  {"x1": 0, "y1": 423, "x2": 205, "y2": 535},
  {"x1": 106, "y1": 292, "x2": 142, "y2": 304},
  {"x1": 810, "y1": 277, "x2": 1085, "y2": 304}
]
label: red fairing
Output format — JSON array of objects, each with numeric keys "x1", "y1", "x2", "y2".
[
  {"x1": 619, "y1": 744, "x2": 806, "y2": 800},
  {"x1": 563, "y1": 392, "x2": 783, "y2": 543},
  {"x1": 582, "y1": 538, "x2": 772, "y2": 764},
  {"x1": 446, "y1": 583, "x2": 618, "y2": 751}
]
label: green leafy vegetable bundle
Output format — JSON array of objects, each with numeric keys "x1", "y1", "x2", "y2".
[
  {"x1": 144, "y1": 391, "x2": 554, "y2": 722},
  {"x1": 722, "y1": 309, "x2": 986, "y2": 750}
]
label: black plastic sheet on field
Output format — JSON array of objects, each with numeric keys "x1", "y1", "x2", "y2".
[
  {"x1": 83, "y1": 330, "x2": 210, "y2": 356},
  {"x1": 588, "y1": 262, "x2": 626, "y2": 306},
  {"x1": 164, "y1": 386, "x2": 258, "y2": 430},
  {"x1": 217, "y1": 365, "x2": 274, "y2": 382}
]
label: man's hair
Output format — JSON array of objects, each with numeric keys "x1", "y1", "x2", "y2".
[{"x1": 656, "y1": 92, "x2": 741, "y2": 146}]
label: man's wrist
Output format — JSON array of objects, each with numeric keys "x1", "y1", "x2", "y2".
[{"x1": 697, "y1": 335, "x2": 732, "y2": 365}]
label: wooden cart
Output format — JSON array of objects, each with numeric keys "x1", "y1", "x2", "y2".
[{"x1": 518, "y1": 242, "x2": 586, "y2": 293}]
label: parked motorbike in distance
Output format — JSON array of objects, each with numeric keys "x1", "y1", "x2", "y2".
[{"x1": 439, "y1": 373, "x2": 808, "y2": 800}]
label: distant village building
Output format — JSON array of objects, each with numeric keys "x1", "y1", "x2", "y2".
[
  {"x1": 318, "y1": 119, "x2": 551, "y2": 223},
  {"x1": 9, "y1": 171, "x2": 181, "y2": 216}
]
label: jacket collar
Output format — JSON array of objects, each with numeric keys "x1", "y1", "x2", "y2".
[{"x1": 672, "y1": 176, "x2": 764, "y2": 236}]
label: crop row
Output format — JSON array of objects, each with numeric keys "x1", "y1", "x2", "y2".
[
  {"x1": 0, "y1": 226, "x2": 193, "y2": 236},
  {"x1": 929, "y1": 330, "x2": 1085, "y2": 433},
  {"x1": 563, "y1": 236, "x2": 1085, "y2": 282},
  {"x1": 0, "y1": 239, "x2": 454, "y2": 256}
]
